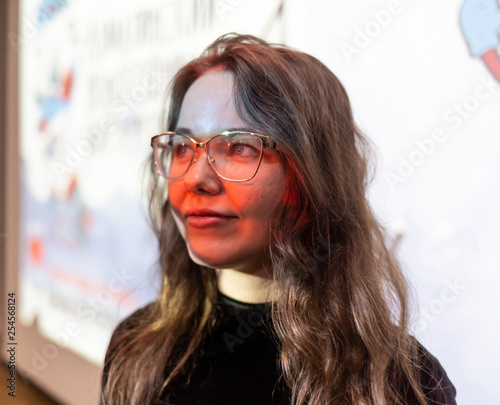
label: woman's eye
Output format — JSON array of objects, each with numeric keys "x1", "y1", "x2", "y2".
[
  {"x1": 229, "y1": 143, "x2": 259, "y2": 157},
  {"x1": 176, "y1": 145, "x2": 187, "y2": 155},
  {"x1": 173, "y1": 144, "x2": 191, "y2": 158}
]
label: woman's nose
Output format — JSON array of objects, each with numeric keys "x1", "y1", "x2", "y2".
[{"x1": 182, "y1": 147, "x2": 222, "y2": 195}]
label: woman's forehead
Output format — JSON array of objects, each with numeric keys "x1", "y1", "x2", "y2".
[{"x1": 177, "y1": 71, "x2": 249, "y2": 137}]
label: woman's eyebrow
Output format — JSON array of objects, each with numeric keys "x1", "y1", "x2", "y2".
[
  {"x1": 224, "y1": 127, "x2": 256, "y2": 132},
  {"x1": 174, "y1": 127, "x2": 257, "y2": 135},
  {"x1": 174, "y1": 127, "x2": 192, "y2": 135}
]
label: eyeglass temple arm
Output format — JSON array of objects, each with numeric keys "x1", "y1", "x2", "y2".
[{"x1": 261, "y1": 137, "x2": 277, "y2": 149}]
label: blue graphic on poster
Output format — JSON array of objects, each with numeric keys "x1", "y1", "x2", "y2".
[{"x1": 460, "y1": 0, "x2": 500, "y2": 81}]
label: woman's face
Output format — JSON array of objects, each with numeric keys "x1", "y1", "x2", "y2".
[{"x1": 168, "y1": 70, "x2": 286, "y2": 275}]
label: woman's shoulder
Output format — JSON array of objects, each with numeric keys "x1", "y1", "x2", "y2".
[
  {"x1": 414, "y1": 339, "x2": 457, "y2": 404},
  {"x1": 103, "y1": 303, "x2": 155, "y2": 367},
  {"x1": 110, "y1": 303, "x2": 155, "y2": 338}
]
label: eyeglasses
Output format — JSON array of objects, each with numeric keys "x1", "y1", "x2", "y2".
[{"x1": 151, "y1": 131, "x2": 277, "y2": 182}]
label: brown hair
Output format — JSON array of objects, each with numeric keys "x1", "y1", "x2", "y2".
[{"x1": 102, "y1": 34, "x2": 429, "y2": 404}]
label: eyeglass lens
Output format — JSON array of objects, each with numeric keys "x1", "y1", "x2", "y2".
[{"x1": 154, "y1": 133, "x2": 264, "y2": 181}]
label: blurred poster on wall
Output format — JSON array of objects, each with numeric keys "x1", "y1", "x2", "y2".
[{"x1": 18, "y1": 0, "x2": 290, "y2": 365}]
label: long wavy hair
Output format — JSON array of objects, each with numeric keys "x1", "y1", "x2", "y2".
[{"x1": 102, "y1": 34, "x2": 429, "y2": 404}]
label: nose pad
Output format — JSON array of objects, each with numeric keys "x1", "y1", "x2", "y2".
[
  {"x1": 183, "y1": 146, "x2": 222, "y2": 195},
  {"x1": 192, "y1": 147, "x2": 205, "y2": 164},
  {"x1": 192, "y1": 146, "x2": 216, "y2": 166},
  {"x1": 187, "y1": 147, "x2": 216, "y2": 177}
]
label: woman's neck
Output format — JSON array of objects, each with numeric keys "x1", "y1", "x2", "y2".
[{"x1": 215, "y1": 268, "x2": 275, "y2": 303}]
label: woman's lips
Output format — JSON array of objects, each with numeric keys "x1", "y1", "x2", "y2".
[
  {"x1": 186, "y1": 215, "x2": 236, "y2": 228},
  {"x1": 185, "y1": 209, "x2": 237, "y2": 228}
]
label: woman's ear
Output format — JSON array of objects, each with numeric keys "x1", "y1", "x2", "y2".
[{"x1": 282, "y1": 162, "x2": 301, "y2": 208}]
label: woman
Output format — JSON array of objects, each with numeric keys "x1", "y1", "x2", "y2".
[{"x1": 101, "y1": 34, "x2": 457, "y2": 404}]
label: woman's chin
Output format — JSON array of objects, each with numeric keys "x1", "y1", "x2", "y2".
[{"x1": 186, "y1": 245, "x2": 227, "y2": 269}]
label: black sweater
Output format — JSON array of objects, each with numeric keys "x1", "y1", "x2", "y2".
[{"x1": 102, "y1": 292, "x2": 457, "y2": 404}]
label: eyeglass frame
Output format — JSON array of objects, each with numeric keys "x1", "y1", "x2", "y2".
[{"x1": 150, "y1": 130, "x2": 278, "y2": 183}]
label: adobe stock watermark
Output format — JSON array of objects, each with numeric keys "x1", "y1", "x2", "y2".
[
  {"x1": 312, "y1": 236, "x2": 342, "y2": 263},
  {"x1": 215, "y1": 0, "x2": 243, "y2": 21},
  {"x1": 51, "y1": 119, "x2": 114, "y2": 181},
  {"x1": 416, "y1": 278, "x2": 466, "y2": 332},
  {"x1": 296, "y1": 236, "x2": 342, "y2": 282},
  {"x1": 223, "y1": 305, "x2": 267, "y2": 354},
  {"x1": 51, "y1": 67, "x2": 168, "y2": 181},
  {"x1": 279, "y1": 237, "x2": 344, "y2": 284},
  {"x1": 8, "y1": 0, "x2": 68, "y2": 53},
  {"x1": 340, "y1": 0, "x2": 403, "y2": 63},
  {"x1": 385, "y1": 75, "x2": 498, "y2": 188},
  {"x1": 23, "y1": 267, "x2": 136, "y2": 380}
]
